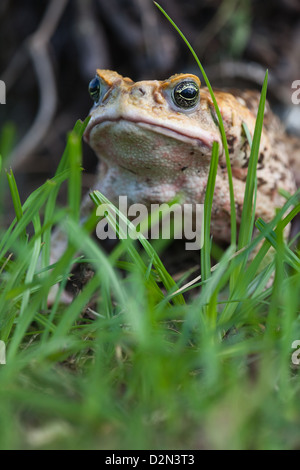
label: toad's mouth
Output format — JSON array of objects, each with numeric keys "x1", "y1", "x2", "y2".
[{"x1": 84, "y1": 116, "x2": 218, "y2": 150}]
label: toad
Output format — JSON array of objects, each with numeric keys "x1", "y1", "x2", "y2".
[{"x1": 82, "y1": 70, "x2": 299, "y2": 244}]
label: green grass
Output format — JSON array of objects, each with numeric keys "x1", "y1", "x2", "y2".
[{"x1": 0, "y1": 8, "x2": 300, "y2": 451}]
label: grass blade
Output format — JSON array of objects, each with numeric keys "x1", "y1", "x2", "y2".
[
  {"x1": 238, "y1": 71, "x2": 268, "y2": 251},
  {"x1": 201, "y1": 141, "x2": 219, "y2": 283},
  {"x1": 154, "y1": 1, "x2": 237, "y2": 248}
]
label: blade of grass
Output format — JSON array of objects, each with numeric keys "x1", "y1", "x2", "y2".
[
  {"x1": 1, "y1": 215, "x2": 42, "y2": 346},
  {"x1": 41, "y1": 118, "x2": 90, "y2": 271},
  {"x1": 91, "y1": 190, "x2": 185, "y2": 306},
  {"x1": 201, "y1": 141, "x2": 219, "y2": 324},
  {"x1": 67, "y1": 130, "x2": 82, "y2": 222},
  {"x1": 181, "y1": 244, "x2": 236, "y2": 342},
  {"x1": 201, "y1": 141, "x2": 219, "y2": 283},
  {"x1": 237, "y1": 71, "x2": 268, "y2": 251},
  {"x1": 0, "y1": 122, "x2": 16, "y2": 161},
  {"x1": 6, "y1": 169, "x2": 27, "y2": 244},
  {"x1": 154, "y1": 2, "x2": 237, "y2": 249},
  {"x1": 18, "y1": 214, "x2": 42, "y2": 318},
  {"x1": 0, "y1": 169, "x2": 70, "y2": 260},
  {"x1": 219, "y1": 190, "x2": 300, "y2": 325}
]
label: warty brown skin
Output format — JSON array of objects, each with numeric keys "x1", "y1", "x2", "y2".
[{"x1": 83, "y1": 70, "x2": 298, "y2": 243}]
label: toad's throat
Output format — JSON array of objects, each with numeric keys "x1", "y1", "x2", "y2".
[{"x1": 84, "y1": 116, "x2": 217, "y2": 150}]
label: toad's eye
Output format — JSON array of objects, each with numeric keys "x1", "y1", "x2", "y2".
[
  {"x1": 172, "y1": 80, "x2": 200, "y2": 109},
  {"x1": 88, "y1": 76, "x2": 101, "y2": 103}
]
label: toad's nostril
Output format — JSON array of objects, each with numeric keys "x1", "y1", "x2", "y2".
[{"x1": 131, "y1": 86, "x2": 146, "y2": 97}]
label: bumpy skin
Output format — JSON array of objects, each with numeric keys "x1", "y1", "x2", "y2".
[{"x1": 83, "y1": 70, "x2": 299, "y2": 244}]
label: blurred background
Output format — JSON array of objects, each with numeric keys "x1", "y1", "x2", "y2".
[{"x1": 0, "y1": 0, "x2": 300, "y2": 219}]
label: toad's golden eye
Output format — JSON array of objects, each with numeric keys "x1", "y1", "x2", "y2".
[
  {"x1": 88, "y1": 76, "x2": 101, "y2": 103},
  {"x1": 172, "y1": 80, "x2": 200, "y2": 109}
]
